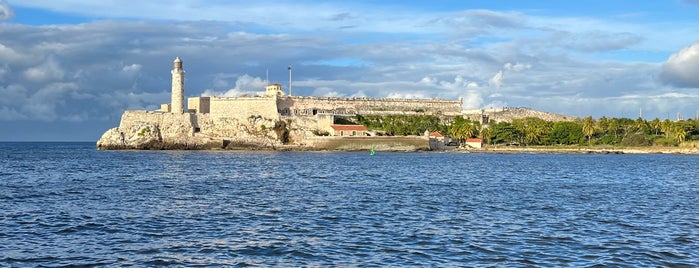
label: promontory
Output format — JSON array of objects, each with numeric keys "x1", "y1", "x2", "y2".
[{"x1": 97, "y1": 57, "x2": 471, "y2": 151}]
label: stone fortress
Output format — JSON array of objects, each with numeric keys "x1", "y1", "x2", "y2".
[{"x1": 97, "y1": 57, "x2": 465, "y2": 150}]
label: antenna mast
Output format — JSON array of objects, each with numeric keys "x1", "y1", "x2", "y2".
[{"x1": 288, "y1": 65, "x2": 292, "y2": 96}]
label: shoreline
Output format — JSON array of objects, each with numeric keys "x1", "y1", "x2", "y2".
[{"x1": 456, "y1": 146, "x2": 699, "y2": 155}]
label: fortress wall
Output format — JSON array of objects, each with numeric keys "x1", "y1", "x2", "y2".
[
  {"x1": 277, "y1": 96, "x2": 462, "y2": 116},
  {"x1": 188, "y1": 97, "x2": 210, "y2": 113},
  {"x1": 209, "y1": 97, "x2": 279, "y2": 121}
]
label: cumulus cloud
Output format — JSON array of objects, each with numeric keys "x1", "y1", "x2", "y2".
[
  {"x1": 23, "y1": 58, "x2": 65, "y2": 82},
  {"x1": 312, "y1": 87, "x2": 345, "y2": 97},
  {"x1": 201, "y1": 74, "x2": 267, "y2": 97},
  {"x1": 0, "y1": 0, "x2": 13, "y2": 20},
  {"x1": 489, "y1": 70, "x2": 503, "y2": 89},
  {"x1": 0, "y1": 43, "x2": 23, "y2": 62},
  {"x1": 660, "y1": 42, "x2": 699, "y2": 88}
]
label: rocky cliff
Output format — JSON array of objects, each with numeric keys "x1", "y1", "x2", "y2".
[{"x1": 97, "y1": 111, "x2": 218, "y2": 150}]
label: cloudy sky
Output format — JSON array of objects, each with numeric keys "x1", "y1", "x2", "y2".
[{"x1": 1, "y1": 0, "x2": 699, "y2": 141}]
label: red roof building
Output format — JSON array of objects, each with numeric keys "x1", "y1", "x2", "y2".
[
  {"x1": 466, "y1": 138, "x2": 483, "y2": 148},
  {"x1": 429, "y1": 131, "x2": 444, "y2": 138}
]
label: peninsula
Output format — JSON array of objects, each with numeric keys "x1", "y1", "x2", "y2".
[{"x1": 96, "y1": 57, "x2": 464, "y2": 151}]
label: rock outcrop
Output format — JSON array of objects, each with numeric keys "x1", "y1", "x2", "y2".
[{"x1": 97, "y1": 111, "x2": 231, "y2": 150}]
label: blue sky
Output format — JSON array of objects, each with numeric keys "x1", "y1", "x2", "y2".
[{"x1": 1, "y1": 0, "x2": 699, "y2": 141}]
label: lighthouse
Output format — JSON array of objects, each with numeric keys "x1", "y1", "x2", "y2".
[{"x1": 171, "y1": 57, "x2": 185, "y2": 113}]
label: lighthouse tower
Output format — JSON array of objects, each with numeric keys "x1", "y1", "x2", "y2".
[{"x1": 171, "y1": 57, "x2": 185, "y2": 113}]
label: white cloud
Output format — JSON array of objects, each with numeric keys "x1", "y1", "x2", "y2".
[
  {"x1": 0, "y1": 0, "x2": 13, "y2": 20},
  {"x1": 459, "y1": 80, "x2": 484, "y2": 109},
  {"x1": 201, "y1": 74, "x2": 267, "y2": 97},
  {"x1": 23, "y1": 58, "x2": 65, "y2": 82},
  {"x1": 504, "y1": 62, "x2": 532, "y2": 72},
  {"x1": 489, "y1": 70, "x2": 503, "y2": 89},
  {"x1": 312, "y1": 87, "x2": 345, "y2": 97},
  {"x1": 386, "y1": 92, "x2": 428, "y2": 99},
  {"x1": 121, "y1": 63, "x2": 142, "y2": 73},
  {"x1": 0, "y1": 43, "x2": 23, "y2": 62},
  {"x1": 660, "y1": 42, "x2": 699, "y2": 88}
]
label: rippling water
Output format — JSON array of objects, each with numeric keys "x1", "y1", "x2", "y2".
[{"x1": 1, "y1": 142, "x2": 698, "y2": 266}]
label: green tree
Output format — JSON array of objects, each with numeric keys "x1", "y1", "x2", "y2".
[
  {"x1": 650, "y1": 118, "x2": 662, "y2": 135},
  {"x1": 634, "y1": 117, "x2": 649, "y2": 134},
  {"x1": 581, "y1": 116, "x2": 595, "y2": 145},
  {"x1": 608, "y1": 119, "x2": 620, "y2": 137},
  {"x1": 674, "y1": 125, "x2": 687, "y2": 143},
  {"x1": 597, "y1": 116, "x2": 610, "y2": 134},
  {"x1": 480, "y1": 126, "x2": 492, "y2": 145},
  {"x1": 490, "y1": 122, "x2": 522, "y2": 144},
  {"x1": 517, "y1": 117, "x2": 551, "y2": 145},
  {"x1": 548, "y1": 121, "x2": 584, "y2": 145},
  {"x1": 661, "y1": 119, "x2": 674, "y2": 138}
]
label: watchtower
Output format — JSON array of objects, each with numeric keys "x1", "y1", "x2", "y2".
[{"x1": 171, "y1": 57, "x2": 185, "y2": 113}]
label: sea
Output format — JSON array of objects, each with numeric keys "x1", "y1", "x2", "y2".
[{"x1": 1, "y1": 142, "x2": 697, "y2": 267}]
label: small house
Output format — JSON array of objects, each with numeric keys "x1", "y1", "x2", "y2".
[{"x1": 466, "y1": 138, "x2": 483, "y2": 148}]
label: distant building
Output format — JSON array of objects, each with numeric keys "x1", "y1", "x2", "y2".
[
  {"x1": 466, "y1": 138, "x2": 483, "y2": 148},
  {"x1": 429, "y1": 131, "x2": 451, "y2": 150},
  {"x1": 331, "y1": 125, "x2": 367, "y2": 137},
  {"x1": 265, "y1": 84, "x2": 285, "y2": 97}
]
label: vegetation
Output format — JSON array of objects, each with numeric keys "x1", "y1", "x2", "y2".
[
  {"x1": 137, "y1": 126, "x2": 151, "y2": 137},
  {"x1": 484, "y1": 116, "x2": 699, "y2": 147},
  {"x1": 273, "y1": 120, "x2": 290, "y2": 144},
  {"x1": 353, "y1": 113, "x2": 699, "y2": 147},
  {"x1": 355, "y1": 114, "x2": 447, "y2": 136}
]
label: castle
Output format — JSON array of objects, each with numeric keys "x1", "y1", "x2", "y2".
[{"x1": 97, "y1": 57, "x2": 464, "y2": 150}]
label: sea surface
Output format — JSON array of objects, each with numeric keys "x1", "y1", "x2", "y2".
[{"x1": 1, "y1": 142, "x2": 698, "y2": 267}]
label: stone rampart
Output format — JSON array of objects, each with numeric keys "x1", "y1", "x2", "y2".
[
  {"x1": 209, "y1": 96, "x2": 279, "y2": 121},
  {"x1": 277, "y1": 96, "x2": 462, "y2": 116}
]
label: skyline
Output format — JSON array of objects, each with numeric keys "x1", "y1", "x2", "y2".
[{"x1": 1, "y1": 1, "x2": 699, "y2": 141}]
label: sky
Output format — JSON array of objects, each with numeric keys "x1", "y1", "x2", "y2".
[{"x1": 1, "y1": 0, "x2": 699, "y2": 141}]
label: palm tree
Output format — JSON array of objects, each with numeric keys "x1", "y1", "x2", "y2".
[
  {"x1": 608, "y1": 119, "x2": 620, "y2": 137},
  {"x1": 597, "y1": 116, "x2": 609, "y2": 135},
  {"x1": 582, "y1": 116, "x2": 595, "y2": 145},
  {"x1": 634, "y1": 117, "x2": 648, "y2": 133},
  {"x1": 675, "y1": 125, "x2": 687, "y2": 143},
  {"x1": 650, "y1": 118, "x2": 662, "y2": 135},
  {"x1": 480, "y1": 126, "x2": 492, "y2": 145},
  {"x1": 661, "y1": 119, "x2": 674, "y2": 138}
]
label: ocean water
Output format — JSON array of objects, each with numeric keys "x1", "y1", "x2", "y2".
[{"x1": 1, "y1": 142, "x2": 698, "y2": 267}]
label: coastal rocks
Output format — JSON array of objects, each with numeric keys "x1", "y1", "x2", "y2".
[
  {"x1": 97, "y1": 110, "x2": 285, "y2": 150},
  {"x1": 97, "y1": 110, "x2": 207, "y2": 150}
]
